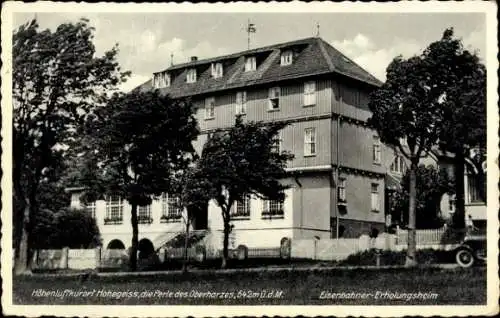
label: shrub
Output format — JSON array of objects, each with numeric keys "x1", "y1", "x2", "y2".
[{"x1": 340, "y1": 249, "x2": 452, "y2": 266}]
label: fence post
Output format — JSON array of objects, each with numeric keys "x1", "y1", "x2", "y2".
[
  {"x1": 31, "y1": 250, "x2": 38, "y2": 269},
  {"x1": 60, "y1": 247, "x2": 69, "y2": 269},
  {"x1": 95, "y1": 246, "x2": 102, "y2": 269},
  {"x1": 359, "y1": 235, "x2": 369, "y2": 252}
]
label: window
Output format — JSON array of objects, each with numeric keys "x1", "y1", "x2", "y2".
[
  {"x1": 304, "y1": 127, "x2": 316, "y2": 156},
  {"x1": 448, "y1": 195, "x2": 455, "y2": 212},
  {"x1": 138, "y1": 205, "x2": 152, "y2": 224},
  {"x1": 236, "y1": 91, "x2": 247, "y2": 115},
  {"x1": 105, "y1": 195, "x2": 123, "y2": 224},
  {"x1": 263, "y1": 197, "x2": 284, "y2": 218},
  {"x1": 245, "y1": 56, "x2": 257, "y2": 72},
  {"x1": 153, "y1": 72, "x2": 170, "y2": 88},
  {"x1": 205, "y1": 97, "x2": 215, "y2": 119},
  {"x1": 468, "y1": 175, "x2": 482, "y2": 203},
  {"x1": 85, "y1": 201, "x2": 96, "y2": 219},
  {"x1": 371, "y1": 183, "x2": 380, "y2": 212},
  {"x1": 270, "y1": 130, "x2": 282, "y2": 154},
  {"x1": 161, "y1": 193, "x2": 182, "y2": 222},
  {"x1": 304, "y1": 81, "x2": 316, "y2": 106},
  {"x1": 280, "y1": 50, "x2": 293, "y2": 66},
  {"x1": 268, "y1": 87, "x2": 280, "y2": 111},
  {"x1": 232, "y1": 195, "x2": 250, "y2": 218},
  {"x1": 373, "y1": 136, "x2": 381, "y2": 164},
  {"x1": 390, "y1": 155, "x2": 406, "y2": 174},
  {"x1": 186, "y1": 68, "x2": 197, "y2": 83},
  {"x1": 211, "y1": 62, "x2": 223, "y2": 78},
  {"x1": 338, "y1": 178, "x2": 346, "y2": 202}
]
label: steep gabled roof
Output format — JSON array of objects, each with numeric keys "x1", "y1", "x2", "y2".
[{"x1": 135, "y1": 37, "x2": 382, "y2": 97}]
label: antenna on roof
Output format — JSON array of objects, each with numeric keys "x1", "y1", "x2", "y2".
[
  {"x1": 170, "y1": 53, "x2": 174, "y2": 66},
  {"x1": 316, "y1": 22, "x2": 320, "y2": 37},
  {"x1": 247, "y1": 19, "x2": 256, "y2": 50}
]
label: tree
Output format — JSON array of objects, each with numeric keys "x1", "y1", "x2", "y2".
[
  {"x1": 12, "y1": 18, "x2": 129, "y2": 274},
  {"x1": 81, "y1": 90, "x2": 199, "y2": 271},
  {"x1": 173, "y1": 165, "x2": 211, "y2": 273},
  {"x1": 423, "y1": 28, "x2": 486, "y2": 229},
  {"x1": 368, "y1": 39, "x2": 452, "y2": 266},
  {"x1": 198, "y1": 116, "x2": 294, "y2": 268},
  {"x1": 390, "y1": 165, "x2": 454, "y2": 229}
]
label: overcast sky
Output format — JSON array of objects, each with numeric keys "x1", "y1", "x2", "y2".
[{"x1": 13, "y1": 11, "x2": 486, "y2": 92}]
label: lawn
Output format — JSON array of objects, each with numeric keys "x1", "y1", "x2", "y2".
[{"x1": 13, "y1": 267, "x2": 486, "y2": 305}]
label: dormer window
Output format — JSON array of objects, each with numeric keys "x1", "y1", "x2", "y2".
[
  {"x1": 186, "y1": 68, "x2": 197, "y2": 83},
  {"x1": 245, "y1": 56, "x2": 257, "y2": 72},
  {"x1": 153, "y1": 71, "x2": 170, "y2": 88},
  {"x1": 280, "y1": 50, "x2": 293, "y2": 66},
  {"x1": 211, "y1": 62, "x2": 223, "y2": 78}
]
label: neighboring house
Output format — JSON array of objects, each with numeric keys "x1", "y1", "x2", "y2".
[
  {"x1": 384, "y1": 147, "x2": 487, "y2": 230},
  {"x1": 68, "y1": 36, "x2": 391, "y2": 252}
]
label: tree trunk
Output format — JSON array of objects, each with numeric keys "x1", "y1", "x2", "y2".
[
  {"x1": 221, "y1": 216, "x2": 230, "y2": 269},
  {"x1": 453, "y1": 152, "x2": 466, "y2": 230},
  {"x1": 182, "y1": 217, "x2": 190, "y2": 273},
  {"x1": 129, "y1": 203, "x2": 138, "y2": 271},
  {"x1": 14, "y1": 196, "x2": 31, "y2": 275},
  {"x1": 405, "y1": 160, "x2": 418, "y2": 267}
]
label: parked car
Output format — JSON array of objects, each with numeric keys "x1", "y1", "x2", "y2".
[{"x1": 454, "y1": 234, "x2": 486, "y2": 268}]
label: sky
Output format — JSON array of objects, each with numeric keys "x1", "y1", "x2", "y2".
[{"x1": 13, "y1": 11, "x2": 487, "y2": 92}]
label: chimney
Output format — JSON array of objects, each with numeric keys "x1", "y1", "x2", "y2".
[{"x1": 190, "y1": 56, "x2": 198, "y2": 62}]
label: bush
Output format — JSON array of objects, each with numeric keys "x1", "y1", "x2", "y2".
[
  {"x1": 31, "y1": 208, "x2": 101, "y2": 249},
  {"x1": 340, "y1": 249, "x2": 453, "y2": 266}
]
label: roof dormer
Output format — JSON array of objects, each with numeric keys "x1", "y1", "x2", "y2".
[
  {"x1": 244, "y1": 56, "x2": 257, "y2": 72},
  {"x1": 152, "y1": 71, "x2": 170, "y2": 88},
  {"x1": 211, "y1": 62, "x2": 223, "y2": 78},
  {"x1": 186, "y1": 68, "x2": 197, "y2": 83},
  {"x1": 280, "y1": 49, "x2": 293, "y2": 66}
]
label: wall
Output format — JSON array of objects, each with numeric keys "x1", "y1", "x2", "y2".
[
  {"x1": 291, "y1": 173, "x2": 332, "y2": 239},
  {"x1": 195, "y1": 78, "x2": 333, "y2": 131},
  {"x1": 190, "y1": 79, "x2": 334, "y2": 169},
  {"x1": 206, "y1": 187, "x2": 294, "y2": 249},
  {"x1": 338, "y1": 172, "x2": 385, "y2": 225},
  {"x1": 70, "y1": 192, "x2": 185, "y2": 250},
  {"x1": 333, "y1": 120, "x2": 385, "y2": 174}
]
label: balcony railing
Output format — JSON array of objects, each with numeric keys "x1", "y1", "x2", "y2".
[
  {"x1": 160, "y1": 214, "x2": 183, "y2": 223},
  {"x1": 104, "y1": 217, "x2": 123, "y2": 225}
]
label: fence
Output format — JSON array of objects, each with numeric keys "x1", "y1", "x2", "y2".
[
  {"x1": 31, "y1": 227, "x2": 461, "y2": 269},
  {"x1": 292, "y1": 235, "x2": 385, "y2": 261},
  {"x1": 34, "y1": 247, "x2": 127, "y2": 270},
  {"x1": 291, "y1": 227, "x2": 460, "y2": 261},
  {"x1": 395, "y1": 226, "x2": 461, "y2": 246}
]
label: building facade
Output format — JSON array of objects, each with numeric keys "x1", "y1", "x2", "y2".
[
  {"x1": 384, "y1": 147, "x2": 487, "y2": 230},
  {"x1": 70, "y1": 37, "x2": 391, "y2": 252}
]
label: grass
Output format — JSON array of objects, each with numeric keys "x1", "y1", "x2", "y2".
[{"x1": 13, "y1": 267, "x2": 486, "y2": 305}]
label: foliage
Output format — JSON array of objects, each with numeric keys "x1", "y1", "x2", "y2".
[
  {"x1": 367, "y1": 29, "x2": 469, "y2": 266},
  {"x1": 340, "y1": 249, "x2": 453, "y2": 266},
  {"x1": 30, "y1": 208, "x2": 101, "y2": 249},
  {"x1": 390, "y1": 165, "x2": 454, "y2": 229},
  {"x1": 424, "y1": 28, "x2": 487, "y2": 228},
  {"x1": 80, "y1": 90, "x2": 199, "y2": 270},
  {"x1": 12, "y1": 18, "x2": 129, "y2": 273},
  {"x1": 197, "y1": 115, "x2": 294, "y2": 267}
]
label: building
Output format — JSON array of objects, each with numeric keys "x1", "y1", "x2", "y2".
[
  {"x1": 69, "y1": 36, "x2": 392, "y2": 253},
  {"x1": 385, "y1": 147, "x2": 487, "y2": 230}
]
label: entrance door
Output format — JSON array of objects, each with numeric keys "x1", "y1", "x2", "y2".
[{"x1": 189, "y1": 203, "x2": 208, "y2": 230}]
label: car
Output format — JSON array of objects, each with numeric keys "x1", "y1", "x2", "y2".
[{"x1": 454, "y1": 234, "x2": 486, "y2": 268}]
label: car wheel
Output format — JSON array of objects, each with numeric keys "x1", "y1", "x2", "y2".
[{"x1": 456, "y1": 249, "x2": 475, "y2": 268}]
